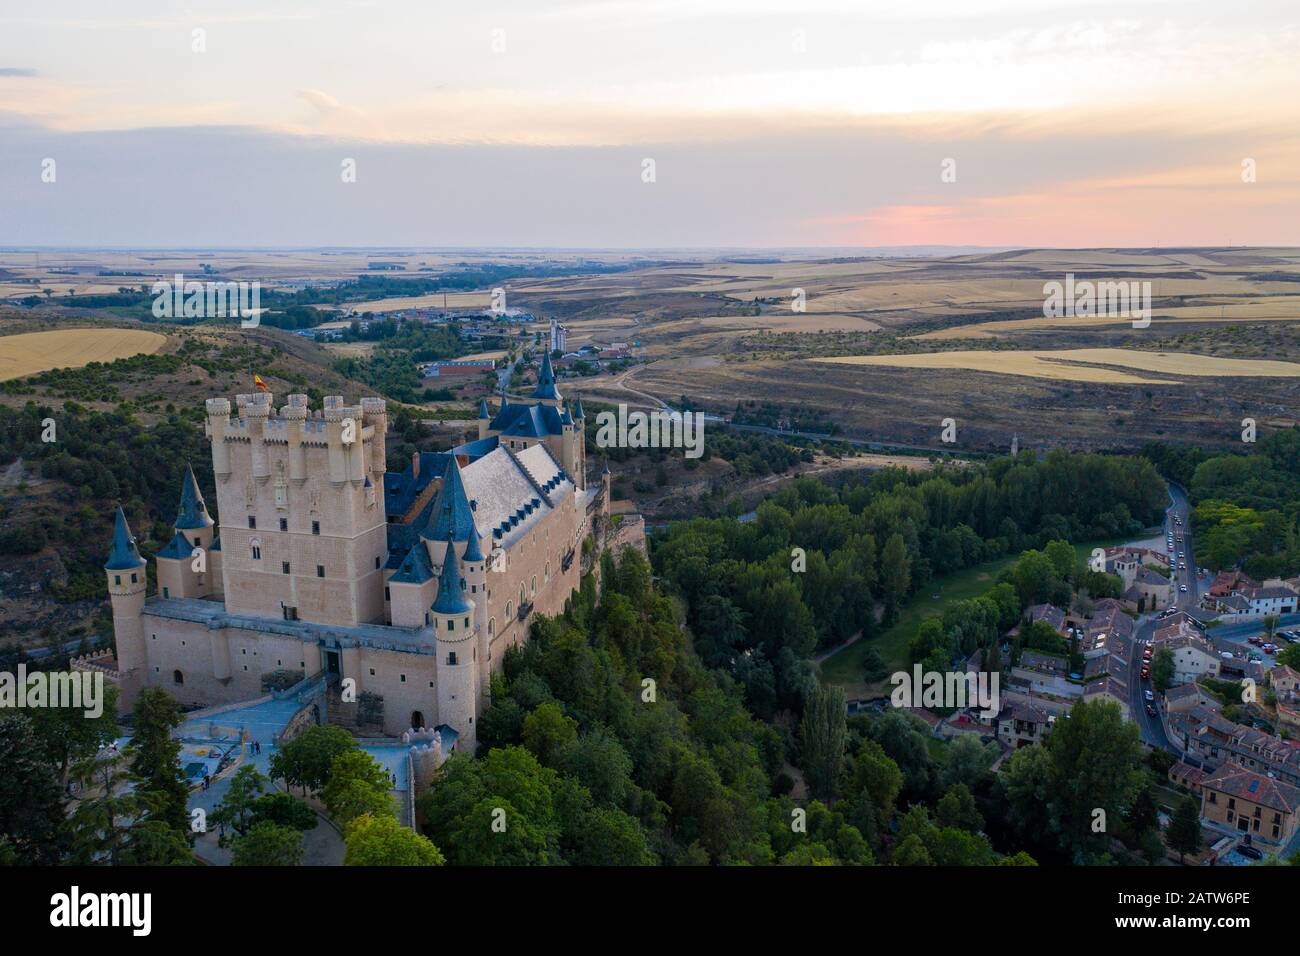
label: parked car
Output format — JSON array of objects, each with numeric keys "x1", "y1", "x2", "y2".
[
  {"x1": 1238, "y1": 845, "x2": 1263, "y2": 861},
  {"x1": 1249, "y1": 636, "x2": 1264, "y2": 646},
  {"x1": 1140, "y1": 666, "x2": 1150, "y2": 679},
  {"x1": 1145, "y1": 704, "x2": 1157, "y2": 718},
  {"x1": 1144, "y1": 689, "x2": 1155, "y2": 701}
]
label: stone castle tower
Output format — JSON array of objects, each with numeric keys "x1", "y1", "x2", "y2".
[
  {"x1": 104, "y1": 506, "x2": 148, "y2": 708},
  {"x1": 204, "y1": 392, "x2": 389, "y2": 627},
  {"x1": 477, "y1": 352, "x2": 586, "y2": 487}
]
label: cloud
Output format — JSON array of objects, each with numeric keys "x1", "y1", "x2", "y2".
[{"x1": 0, "y1": 67, "x2": 38, "y2": 77}]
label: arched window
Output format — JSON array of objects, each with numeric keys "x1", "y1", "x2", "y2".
[
  {"x1": 488, "y1": 618, "x2": 496, "y2": 637},
  {"x1": 173, "y1": 670, "x2": 184, "y2": 685},
  {"x1": 519, "y1": 584, "x2": 526, "y2": 606},
  {"x1": 505, "y1": 601, "x2": 513, "y2": 619},
  {"x1": 531, "y1": 575, "x2": 537, "y2": 595},
  {"x1": 545, "y1": 562, "x2": 550, "y2": 582},
  {"x1": 249, "y1": 537, "x2": 262, "y2": 561}
]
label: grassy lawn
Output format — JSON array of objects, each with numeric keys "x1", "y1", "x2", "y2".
[{"x1": 819, "y1": 535, "x2": 1136, "y2": 699}]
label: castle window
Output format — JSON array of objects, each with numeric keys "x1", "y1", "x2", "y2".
[
  {"x1": 312, "y1": 521, "x2": 320, "y2": 535},
  {"x1": 163, "y1": 587, "x2": 169, "y2": 598},
  {"x1": 114, "y1": 575, "x2": 120, "y2": 585},
  {"x1": 279, "y1": 518, "x2": 288, "y2": 532},
  {"x1": 464, "y1": 617, "x2": 470, "y2": 629},
  {"x1": 173, "y1": 670, "x2": 184, "y2": 685},
  {"x1": 282, "y1": 562, "x2": 291, "y2": 574},
  {"x1": 448, "y1": 619, "x2": 455, "y2": 632},
  {"x1": 131, "y1": 573, "x2": 138, "y2": 584},
  {"x1": 425, "y1": 612, "x2": 430, "y2": 626},
  {"x1": 400, "y1": 674, "x2": 406, "y2": 683},
  {"x1": 505, "y1": 601, "x2": 513, "y2": 619},
  {"x1": 317, "y1": 565, "x2": 325, "y2": 578},
  {"x1": 369, "y1": 668, "x2": 375, "y2": 676},
  {"x1": 532, "y1": 576, "x2": 537, "y2": 594},
  {"x1": 447, "y1": 652, "x2": 457, "y2": 665},
  {"x1": 248, "y1": 516, "x2": 256, "y2": 529},
  {"x1": 385, "y1": 587, "x2": 390, "y2": 601},
  {"x1": 375, "y1": 556, "x2": 381, "y2": 569},
  {"x1": 488, "y1": 618, "x2": 495, "y2": 637}
]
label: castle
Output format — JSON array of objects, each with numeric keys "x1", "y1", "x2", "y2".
[{"x1": 100, "y1": 352, "x2": 612, "y2": 751}]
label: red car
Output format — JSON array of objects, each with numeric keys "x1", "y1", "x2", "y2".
[
  {"x1": 1249, "y1": 636, "x2": 1264, "y2": 646},
  {"x1": 1140, "y1": 666, "x2": 1150, "y2": 679}
]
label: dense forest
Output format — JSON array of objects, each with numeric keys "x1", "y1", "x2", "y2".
[
  {"x1": 1143, "y1": 428, "x2": 1300, "y2": 577},
  {"x1": 651, "y1": 450, "x2": 1166, "y2": 713}
]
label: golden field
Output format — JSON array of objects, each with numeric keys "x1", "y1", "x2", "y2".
[
  {"x1": 813, "y1": 348, "x2": 1300, "y2": 384},
  {"x1": 0, "y1": 328, "x2": 167, "y2": 381}
]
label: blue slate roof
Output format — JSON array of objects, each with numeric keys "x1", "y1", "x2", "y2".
[
  {"x1": 157, "y1": 530, "x2": 193, "y2": 560},
  {"x1": 531, "y1": 351, "x2": 561, "y2": 401},
  {"x1": 389, "y1": 541, "x2": 435, "y2": 584},
  {"x1": 572, "y1": 397, "x2": 585, "y2": 420},
  {"x1": 384, "y1": 451, "x2": 452, "y2": 518},
  {"x1": 175, "y1": 463, "x2": 213, "y2": 530},
  {"x1": 478, "y1": 398, "x2": 490, "y2": 419},
  {"x1": 489, "y1": 402, "x2": 565, "y2": 438},
  {"x1": 432, "y1": 540, "x2": 472, "y2": 615},
  {"x1": 463, "y1": 531, "x2": 485, "y2": 563},
  {"x1": 422, "y1": 458, "x2": 477, "y2": 543},
  {"x1": 104, "y1": 506, "x2": 146, "y2": 570}
]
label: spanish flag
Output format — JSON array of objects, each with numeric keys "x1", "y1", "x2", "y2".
[{"x1": 253, "y1": 374, "x2": 269, "y2": 391}]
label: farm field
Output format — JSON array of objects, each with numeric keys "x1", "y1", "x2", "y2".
[
  {"x1": 813, "y1": 349, "x2": 1300, "y2": 384},
  {"x1": 0, "y1": 327, "x2": 167, "y2": 381}
]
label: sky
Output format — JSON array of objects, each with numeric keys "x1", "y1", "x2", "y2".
[{"x1": 1, "y1": 0, "x2": 1298, "y2": 248}]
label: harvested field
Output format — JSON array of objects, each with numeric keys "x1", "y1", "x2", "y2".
[
  {"x1": 813, "y1": 349, "x2": 1300, "y2": 384},
  {"x1": 0, "y1": 328, "x2": 167, "y2": 381}
]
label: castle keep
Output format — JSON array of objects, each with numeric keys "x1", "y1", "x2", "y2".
[{"x1": 102, "y1": 353, "x2": 610, "y2": 751}]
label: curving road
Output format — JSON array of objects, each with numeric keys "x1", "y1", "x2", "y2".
[{"x1": 1128, "y1": 483, "x2": 1198, "y2": 751}]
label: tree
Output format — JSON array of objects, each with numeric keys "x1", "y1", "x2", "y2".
[
  {"x1": 572, "y1": 807, "x2": 656, "y2": 865},
  {"x1": 127, "y1": 688, "x2": 190, "y2": 837},
  {"x1": 212, "y1": 765, "x2": 268, "y2": 838},
  {"x1": 936, "y1": 783, "x2": 984, "y2": 833},
  {"x1": 800, "y1": 684, "x2": 846, "y2": 799},
  {"x1": 521, "y1": 702, "x2": 579, "y2": 767},
  {"x1": 879, "y1": 533, "x2": 911, "y2": 616},
  {"x1": 0, "y1": 714, "x2": 67, "y2": 864},
  {"x1": 1043, "y1": 699, "x2": 1145, "y2": 861},
  {"x1": 231, "y1": 821, "x2": 304, "y2": 866},
  {"x1": 1167, "y1": 795, "x2": 1203, "y2": 864},
  {"x1": 249, "y1": 793, "x2": 318, "y2": 832},
  {"x1": 1151, "y1": 647, "x2": 1175, "y2": 694},
  {"x1": 23, "y1": 683, "x2": 120, "y2": 786},
  {"x1": 321, "y1": 750, "x2": 395, "y2": 826},
  {"x1": 345, "y1": 813, "x2": 445, "y2": 866},
  {"x1": 270, "y1": 725, "x2": 356, "y2": 795}
]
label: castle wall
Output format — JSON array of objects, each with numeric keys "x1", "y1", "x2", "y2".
[
  {"x1": 355, "y1": 647, "x2": 438, "y2": 737},
  {"x1": 138, "y1": 613, "x2": 320, "y2": 709}
]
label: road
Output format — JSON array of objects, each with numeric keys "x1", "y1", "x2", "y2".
[{"x1": 1128, "y1": 483, "x2": 1198, "y2": 751}]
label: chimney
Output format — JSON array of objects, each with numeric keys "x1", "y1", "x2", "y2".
[{"x1": 412, "y1": 452, "x2": 420, "y2": 480}]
